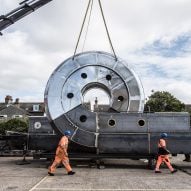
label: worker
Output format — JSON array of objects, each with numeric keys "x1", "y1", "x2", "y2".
[
  {"x1": 155, "y1": 133, "x2": 177, "y2": 174},
  {"x1": 48, "y1": 130, "x2": 75, "y2": 176}
]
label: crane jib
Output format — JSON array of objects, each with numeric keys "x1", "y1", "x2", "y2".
[{"x1": 0, "y1": 0, "x2": 53, "y2": 34}]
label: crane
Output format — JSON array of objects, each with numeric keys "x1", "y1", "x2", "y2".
[{"x1": 0, "y1": 0, "x2": 52, "y2": 35}]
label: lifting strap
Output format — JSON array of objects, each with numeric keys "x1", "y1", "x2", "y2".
[{"x1": 73, "y1": 0, "x2": 117, "y2": 61}]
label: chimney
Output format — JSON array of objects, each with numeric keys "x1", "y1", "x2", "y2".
[
  {"x1": 15, "y1": 98, "x2": 19, "y2": 104},
  {"x1": 15, "y1": 98, "x2": 20, "y2": 108},
  {"x1": 5, "y1": 95, "x2": 13, "y2": 104}
]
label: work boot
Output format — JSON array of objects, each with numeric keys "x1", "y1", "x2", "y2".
[
  {"x1": 68, "y1": 171, "x2": 75, "y2": 175},
  {"x1": 171, "y1": 169, "x2": 178, "y2": 174},
  {"x1": 48, "y1": 172, "x2": 54, "y2": 176},
  {"x1": 183, "y1": 154, "x2": 190, "y2": 162},
  {"x1": 155, "y1": 170, "x2": 162, "y2": 173},
  {"x1": 183, "y1": 159, "x2": 191, "y2": 162}
]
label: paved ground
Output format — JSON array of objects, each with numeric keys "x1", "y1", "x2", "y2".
[{"x1": 0, "y1": 155, "x2": 191, "y2": 191}]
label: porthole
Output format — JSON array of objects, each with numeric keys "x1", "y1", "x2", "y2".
[
  {"x1": 138, "y1": 119, "x2": 145, "y2": 127},
  {"x1": 106, "y1": 74, "x2": 112, "y2": 81},
  {"x1": 80, "y1": 115, "x2": 87, "y2": 122},
  {"x1": 81, "y1": 73, "x2": 87, "y2": 79},
  {"x1": 118, "y1": 96, "x2": 124, "y2": 102},
  {"x1": 67, "y1": 93, "x2": 74, "y2": 99},
  {"x1": 108, "y1": 119, "x2": 116, "y2": 127},
  {"x1": 34, "y1": 122, "x2": 41, "y2": 129}
]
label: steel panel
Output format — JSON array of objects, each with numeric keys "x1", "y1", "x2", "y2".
[
  {"x1": 53, "y1": 114, "x2": 77, "y2": 135},
  {"x1": 98, "y1": 134, "x2": 149, "y2": 154},
  {"x1": 147, "y1": 112, "x2": 190, "y2": 132},
  {"x1": 72, "y1": 129, "x2": 96, "y2": 147},
  {"x1": 66, "y1": 105, "x2": 96, "y2": 132},
  {"x1": 28, "y1": 116, "x2": 54, "y2": 134},
  {"x1": 98, "y1": 113, "x2": 148, "y2": 133}
]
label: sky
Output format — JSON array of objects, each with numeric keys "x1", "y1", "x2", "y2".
[{"x1": 0, "y1": 0, "x2": 191, "y2": 104}]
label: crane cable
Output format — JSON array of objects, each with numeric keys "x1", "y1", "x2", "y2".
[
  {"x1": 73, "y1": 0, "x2": 92, "y2": 60},
  {"x1": 73, "y1": 0, "x2": 117, "y2": 61},
  {"x1": 98, "y1": 0, "x2": 117, "y2": 61},
  {"x1": 82, "y1": 0, "x2": 94, "y2": 52}
]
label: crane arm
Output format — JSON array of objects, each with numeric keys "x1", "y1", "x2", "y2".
[{"x1": 0, "y1": 0, "x2": 53, "y2": 35}]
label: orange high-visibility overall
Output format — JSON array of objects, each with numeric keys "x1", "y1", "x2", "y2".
[
  {"x1": 155, "y1": 138, "x2": 174, "y2": 172},
  {"x1": 49, "y1": 136, "x2": 72, "y2": 173}
]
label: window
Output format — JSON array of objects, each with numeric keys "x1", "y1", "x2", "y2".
[
  {"x1": 12, "y1": 115, "x2": 23, "y2": 118},
  {"x1": 33, "y1": 104, "x2": 39, "y2": 111},
  {"x1": 0, "y1": 115, "x2": 7, "y2": 120}
]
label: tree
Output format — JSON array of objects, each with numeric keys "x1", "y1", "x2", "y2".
[
  {"x1": 144, "y1": 91, "x2": 185, "y2": 112},
  {"x1": 0, "y1": 119, "x2": 28, "y2": 135}
]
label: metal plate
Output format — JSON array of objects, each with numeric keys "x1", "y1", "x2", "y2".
[{"x1": 45, "y1": 51, "x2": 145, "y2": 147}]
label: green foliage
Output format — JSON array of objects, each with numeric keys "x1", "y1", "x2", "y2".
[
  {"x1": 186, "y1": 107, "x2": 191, "y2": 115},
  {"x1": 0, "y1": 118, "x2": 28, "y2": 135},
  {"x1": 144, "y1": 91, "x2": 185, "y2": 112}
]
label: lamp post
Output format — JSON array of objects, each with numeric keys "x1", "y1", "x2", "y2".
[{"x1": 148, "y1": 105, "x2": 151, "y2": 113}]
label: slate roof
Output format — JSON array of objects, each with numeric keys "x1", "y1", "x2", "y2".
[
  {"x1": 0, "y1": 104, "x2": 30, "y2": 117},
  {"x1": 0, "y1": 102, "x2": 45, "y2": 116}
]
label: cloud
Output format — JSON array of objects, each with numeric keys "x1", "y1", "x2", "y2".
[
  {"x1": 126, "y1": 37, "x2": 191, "y2": 103},
  {"x1": 140, "y1": 34, "x2": 191, "y2": 57},
  {"x1": 0, "y1": 0, "x2": 191, "y2": 104}
]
